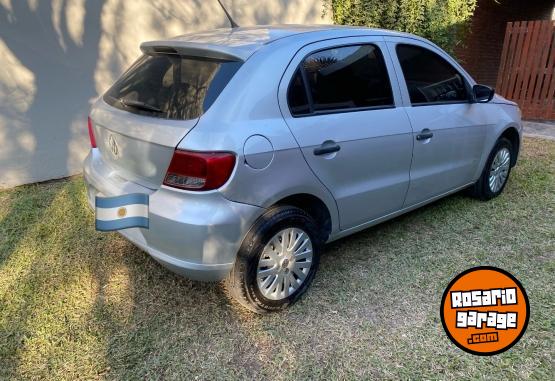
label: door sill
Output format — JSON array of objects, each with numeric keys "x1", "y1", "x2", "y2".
[{"x1": 328, "y1": 182, "x2": 474, "y2": 242}]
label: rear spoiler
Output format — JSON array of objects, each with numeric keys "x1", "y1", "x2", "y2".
[{"x1": 140, "y1": 41, "x2": 245, "y2": 62}]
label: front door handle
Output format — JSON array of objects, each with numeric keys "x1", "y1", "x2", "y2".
[
  {"x1": 314, "y1": 141, "x2": 341, "y2": 156},
  {"x1": 416, "y1": 129, "x2": 434, "y2": 141}
]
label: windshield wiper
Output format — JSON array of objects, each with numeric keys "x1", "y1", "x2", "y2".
[{"x1": 119, "y1": 98, "x2": 163, "y2": 113}]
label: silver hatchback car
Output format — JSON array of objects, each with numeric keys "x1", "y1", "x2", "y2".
[{"x1": 84, "y1": 25, "x2": 522, "y2": 313}]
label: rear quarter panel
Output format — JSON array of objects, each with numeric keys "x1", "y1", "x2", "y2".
[{"x1": 176, "y1": 37, "x2": 341, "y2": 236}]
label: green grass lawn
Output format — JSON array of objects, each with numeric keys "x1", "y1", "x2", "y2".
[{"x1": 1, "y1": 138, "x2": 554, "y2": 380}]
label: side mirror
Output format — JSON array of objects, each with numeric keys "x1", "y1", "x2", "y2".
[{"x1": 472, "y1": 84, "x2": 495, "y2": 103}]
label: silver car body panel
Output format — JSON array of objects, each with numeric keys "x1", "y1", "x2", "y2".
[
  {"x1": 90, "y1": 100, "x2": 199, "y2": 189},
  {"x1": 402, "y1": 101, "x2": 489, "y2": 205},
  {"x1": 385, "y1": 37, "x2": 487, "y2": 205},
  {"x1": 83, "y1": 149, "x2": 263, "y2": 281},
  {"x1": 83, "y1": 25, "x2": 522, "y2": 281},
  {"x1": 277, "y1": 37, "x2": 413, "y2": 229},
  {"x1": 176, "y1": 32, "x2": 343, "y2": 233}
]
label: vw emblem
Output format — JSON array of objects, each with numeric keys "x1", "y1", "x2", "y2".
[{"x1": 108, "y1": 134, "x2": 119, "y2": 157}]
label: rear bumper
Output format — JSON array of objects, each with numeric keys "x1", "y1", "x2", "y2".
[{"x1": 83, "y1": 149, "x2": 264, "y2": 281}]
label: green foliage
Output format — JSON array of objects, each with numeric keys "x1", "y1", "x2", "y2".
[{"x1": 324, "y1": 0, "x2": 477, "y2": 55}]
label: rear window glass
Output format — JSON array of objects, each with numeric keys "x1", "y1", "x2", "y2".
[{"x1": 104, "y1": 54, "x2": 242, "y2": 120}]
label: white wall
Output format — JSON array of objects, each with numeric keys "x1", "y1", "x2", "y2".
[{"x1": 0, "y1": 0, "x2": 330, "y2": 188}]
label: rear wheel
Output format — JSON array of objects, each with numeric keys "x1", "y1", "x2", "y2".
[
  {"x1": 225, "y1": 206, "x2": 321, "y2": 314},
  {"x1": 471, "y1": 137, "x2": 513, "y2": 200}
]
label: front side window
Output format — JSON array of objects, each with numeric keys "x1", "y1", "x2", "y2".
[
  {"x1": 396, "y1": 44, "x2": 469, "y2": 105},
  {"x1": 287, "y1": 44, "x2": 394, "y2": 116},
  {"x1": 104, "y1": 54, "x2": 242, "y2": 120}
]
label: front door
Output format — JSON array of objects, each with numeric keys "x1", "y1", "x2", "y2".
[
  {"x1": 387, "y1": 39, "x2": 488, "y2": 206},
  {"x1": 279, "y1": 38, "x2": 414, "y2": 230}
]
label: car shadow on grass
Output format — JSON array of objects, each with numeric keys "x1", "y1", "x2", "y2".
[{"x1": 0, "y1": 181, "x2": 62, "y2": 268}]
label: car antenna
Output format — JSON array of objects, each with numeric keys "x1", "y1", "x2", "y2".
[{"x1": 217, "y1": 0, "x2": 239, "y2": 29}]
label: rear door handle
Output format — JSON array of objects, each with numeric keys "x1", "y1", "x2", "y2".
[
  {"x1": 314, "y1": 141, "x2": 341, "y2": 156},
  {"x1": 416, "y1": 129, "x2": 434, "y2": 141}
]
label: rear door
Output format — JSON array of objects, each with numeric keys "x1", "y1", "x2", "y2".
[
  {"x1": 278, "y1": 37, "x2": 414, "y2": 230},
  {"x1": 386, "y1": 38, "x2": 488, "y2": 206},
  {"x1": 90, "y1": 53, "x2": 242, "y2": 189}
]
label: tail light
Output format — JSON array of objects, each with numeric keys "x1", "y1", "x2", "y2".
[
  {"x1": 163, "y1": 150, "x2": 236, "y2": 191},
  {"x1": 87, "y1": 116, "x2": 97, "y2": 148}
]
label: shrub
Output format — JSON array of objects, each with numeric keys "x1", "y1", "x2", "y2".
[{"x1": 324, "y1": 0, "x2": 477, "y2": 55}]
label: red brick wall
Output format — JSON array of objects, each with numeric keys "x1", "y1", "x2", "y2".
[{"x1": 456, "y1": 0, "x2": 553, "y2": 88}]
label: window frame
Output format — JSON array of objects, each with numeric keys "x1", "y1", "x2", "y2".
[
  {"x1": 394, "y1": 43, "x2": 473, "y2": 107},
  {"x1": 286, "y1": 43, "x2": 396, "y2": 118}
]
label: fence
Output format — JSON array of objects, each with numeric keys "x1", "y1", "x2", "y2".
[{"x1": 497, "y1": 20, "x2": 555, "y2": 120}]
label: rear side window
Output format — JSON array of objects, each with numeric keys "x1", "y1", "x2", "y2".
[
  {"x1": 288, "y1": 69, "x2": 310, "y2": 115},
  {"x1": 104, "y1": 54, "x2": 242, "y2": 120},
  {"x1": 287, "y1": 44, "x2": 393, "y2": 116},
  {"x1": 396, "y1": 44, "x2": 468, "y2": 105}
]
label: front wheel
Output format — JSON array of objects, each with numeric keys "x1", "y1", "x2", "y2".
[
  {"x1": 471, "y1": 137, "x2": 513, "y2": 200},
  {"x1": 225, "y1": 206, "x2": 321, "y2": 314}
]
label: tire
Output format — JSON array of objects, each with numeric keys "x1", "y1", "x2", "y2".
[
  {"x1": 471, "y1": 137, "x2": 513, "y2": 200},
  {"x1": 225, "y1": 205, "x2": 321, "y2": 314}
]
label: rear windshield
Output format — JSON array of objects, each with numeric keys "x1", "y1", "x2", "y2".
[{"x1": 103, "y1": 54, "x2": 242, "y2": 120}]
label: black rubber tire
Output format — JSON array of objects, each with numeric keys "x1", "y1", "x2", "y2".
[
  {"x1": 225, "y1": 205, "x2": 321, "y2": 314},
  {"x1": 470, "y1": 137, "x2": 513, "y2": 200}
]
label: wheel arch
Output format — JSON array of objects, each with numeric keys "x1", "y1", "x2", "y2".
[
  {"x1": 272, "y1": 193, "x2": 333, "y2": 243},
  {"x1": 499, "y1": 126, "x2": 521, "y2": 166}
]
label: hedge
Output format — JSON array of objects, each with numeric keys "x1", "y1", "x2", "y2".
[{"x1": 324, "y1": 0, "x2": 478, "y2": 55}]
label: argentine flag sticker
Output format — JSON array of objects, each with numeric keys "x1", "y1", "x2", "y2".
[{"x1": 95, "y1": 193, "x2": 149, "y2": 231}]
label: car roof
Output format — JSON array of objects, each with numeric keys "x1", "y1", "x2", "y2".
[{"x1": 140, "y1": 24, "x2": 419, "y2": 61}]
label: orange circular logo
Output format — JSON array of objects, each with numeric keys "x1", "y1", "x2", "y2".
[{"x1": 441, "y1": 267, "x2": 529, "y2": 356}]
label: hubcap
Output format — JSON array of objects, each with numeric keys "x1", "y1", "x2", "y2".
[
  {"x1": 256, "y1": 228, "x2": 313, "y2": 300},
  {"x1": 488, "y1": 147, "x2": 511, "y2": 193}
]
